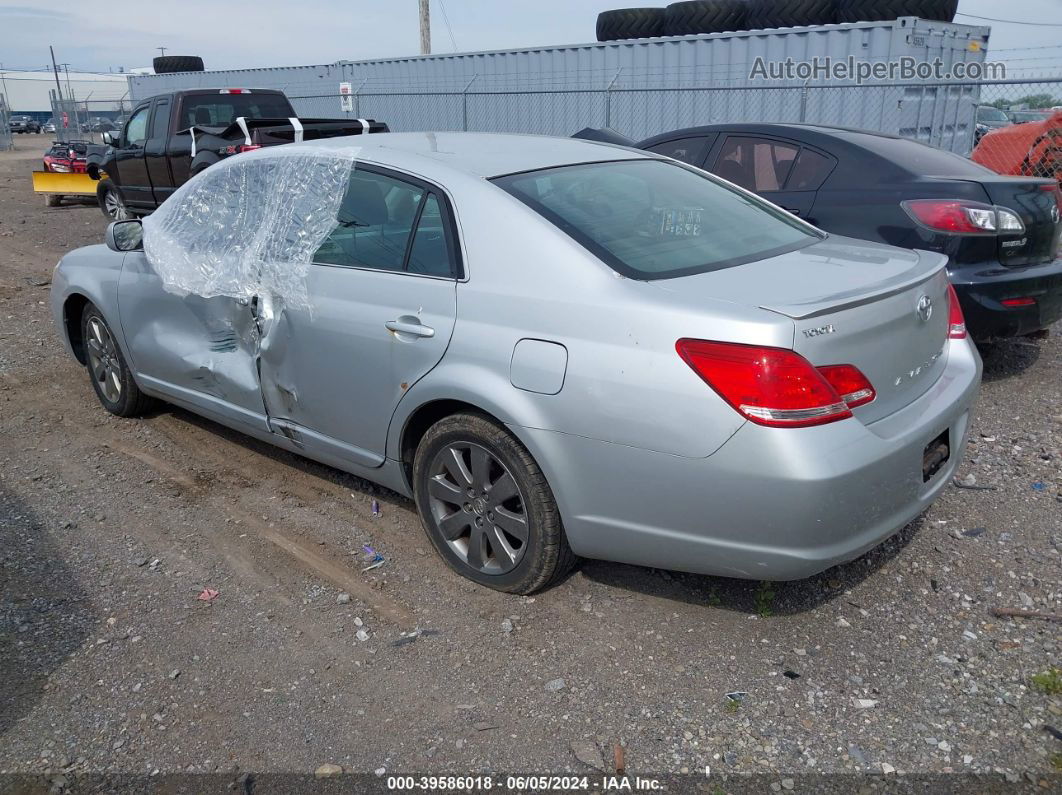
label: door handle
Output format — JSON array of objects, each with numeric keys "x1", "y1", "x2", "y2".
[
  {"x1": 783, "y1": 207, "x2": 801, "y2": 216},
  {"x1": 386, "y1": 319, "x2": 435, "y2": 338}
]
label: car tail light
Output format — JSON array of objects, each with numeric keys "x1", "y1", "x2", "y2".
[
  {"x1": 946, "y1": 284, "x2": 967, "y2": 339},
  {"x1": 675, "y1": 340, "x2": 864, "y2": 428},
  {"x1": 237, "y1": 144, "x2": 262, "y2": 153},
  {"x1": 1001, "y1": 296, "x2": 1036, "y2": 307},
  {"x1": 901, "y1": 199, "x2": 1025, "y2": 236},
  {"x1": 816, "y1": 365, "x2": 876, "y2": 409},
  {"x1": 219, "y1": 88, "x2": 251, "y2": 94}
]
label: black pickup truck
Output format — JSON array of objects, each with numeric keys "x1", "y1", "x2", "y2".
[{"x1": 87, "y1": 88, "x2": 387, "y2": 219}]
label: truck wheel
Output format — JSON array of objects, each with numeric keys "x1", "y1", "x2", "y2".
[
  {"x1": 152, "y1": 55, "x2": 205, "y2": 74},
  {"x1": 664, "y1": 0, "x2": 750, "y2": 35},
  {"x1": 45, "y1": 194, "x2": 62, "y2": 208},
  {"x1": 98, "y1": 183, "x2": 130, "y2": 221},
  {"x1": 596, "y1": 8, "x2": 667, "y2": 40}
]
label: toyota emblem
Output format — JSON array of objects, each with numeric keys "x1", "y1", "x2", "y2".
[{"x1": 916, "y1": 295, "x2": 933, "y2": 322}]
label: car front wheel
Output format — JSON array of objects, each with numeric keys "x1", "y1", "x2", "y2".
[
  {"x1": 413, "y1": 413, "x2": 576, "y2": 594},
  {"x1": 98, "y1": 183, "x2": 130, "y2": 220},
  {"x1": 81, "y1": 303, "x2": 154, "y2": 417}
]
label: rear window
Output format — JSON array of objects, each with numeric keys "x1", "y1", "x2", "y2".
[
  {"x1": 180, "y1": 93, "x2": 294, "y2": 129},
  {"x1": 850, "y1": 133, "x2": 995, "y2": 177},
  {"x1": 977, "y1": 106, "x2": 1009, "y2": 123},
  {"x1": 493, "y1": 159, "x2": 821, "y2": 280}
]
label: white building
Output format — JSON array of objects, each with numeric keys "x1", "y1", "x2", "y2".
[{"x1": 0, "y1": 70, "x2": 131, "y2": 115}]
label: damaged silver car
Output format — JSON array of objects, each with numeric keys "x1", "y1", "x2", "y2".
[{"x1": 51, "y1": 133, "x2": 982, "y2": 593}]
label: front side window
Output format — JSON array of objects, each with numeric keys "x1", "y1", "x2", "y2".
[
  {"x1": 494, "y1": 159, "x2": 820, "y2": 280},
  {"x1": 645, "y1": 137, "x2": 708, "y2": 166},
  {"x1": 124, "y1": 107, "x2": 149, "y2": 146}
]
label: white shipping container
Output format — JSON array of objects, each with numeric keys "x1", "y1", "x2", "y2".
[{"x1": 129, "y1": 16, "x2": 992, "y2": 151}]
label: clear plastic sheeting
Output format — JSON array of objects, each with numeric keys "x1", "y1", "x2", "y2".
[{"x1": 142, "y1": 145, "x2": 359, "y2": 309}]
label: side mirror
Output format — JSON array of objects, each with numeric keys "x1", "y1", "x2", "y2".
[
  {"x1": 106, "y1": 219, "x2": 143, "y2": 252},
  {"x1": 102, "y1": 130, "x2": 117, "y2": 146}
]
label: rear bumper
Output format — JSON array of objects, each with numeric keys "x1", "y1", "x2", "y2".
[
  {"x1": 950, "y1": 257, "x2": 1062, "y2": 341},
  {"x1": 523, "y1": 337, "x2": 982, "y2": 581}
]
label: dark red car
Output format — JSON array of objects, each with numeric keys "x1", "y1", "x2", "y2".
[{"x1": 43, "y1": 141, "x2": 89, "y2": 174}]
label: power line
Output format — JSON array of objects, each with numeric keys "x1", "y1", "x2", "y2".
[
  {"x1": 956, "y1": 13, "x2": 1062, "y2": 27},
  {"x1": 437, "y1": 0, "x2": 458, "y2": 53}
]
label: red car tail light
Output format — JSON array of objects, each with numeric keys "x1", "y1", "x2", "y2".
[
  {"x1": 816, "y1": 364, "x2": 876, "y2": 409},
  {"x1": 901, "y1": 199, "x2": 1027, "y2": 236},
  {"x1": 237, "y1": 144, "x2": 262, "y2": 153},
  {"x1": 675, "y1": 340, "x2": 856, "y2": 428},
  {"x1": 946, "y1": 284, "x2": 968, "y2": 339}
]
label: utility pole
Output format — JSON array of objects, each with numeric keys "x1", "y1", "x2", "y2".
[
  {"x1": 157, "y1": 46, "x2": 167, "y2": 57},
  {"x1": 49, "y1": 45, "x2": 64, "y2": 103},
  {"x1": 419, "y1": 0, "x2": 431, "y2": 55}
]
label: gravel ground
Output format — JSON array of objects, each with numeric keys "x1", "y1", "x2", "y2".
[{"x1": 0, "y1": 135, "x2": 1060, "y2": 787}]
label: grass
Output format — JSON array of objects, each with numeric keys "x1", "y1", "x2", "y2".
[
  {"x1": 724, "y1": 698, "x2": 741, "y2": 714},
  {"x1": 1030, "y1": 667, "x2": 1062, "y2": 696},
  {"x1": 754, "y1": 581, "x2": 776, "y2": 618},
  {"x1": 1051, "y1": 752, "x2": 1062, "y2": 772}
]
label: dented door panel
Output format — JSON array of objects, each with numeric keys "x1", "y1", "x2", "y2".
[
  {"x1": 256, "y1": 265, "x2": 458, "y2": 467},
  {"x1": 116, "y1": 251, "x2": 269, "y2": 430}
]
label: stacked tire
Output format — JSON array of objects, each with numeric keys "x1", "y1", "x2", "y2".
[
  {"x1": 596, "y1": 0, "x2": 958, "y2": 41},
  {"x1": 596, "y1": 8, "x2": 666, "y2": 41},
  {"x1": 152, "y1": 55, "x2": 205, "y2": 74}
]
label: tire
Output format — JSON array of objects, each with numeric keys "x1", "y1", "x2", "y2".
[
  {"x1": 412, "y1": 413, "x2": 577, "y2": 594},
  {"x1": 152, "y1": 55, "x2": 205, "y2": 74},
  {"x1": 45, "y1": 194, "x2": 62, "y2": 207},
  {"x1": 596, "y1": 8, "x2": 667, "y2": 40},
  {"x1": 81, "y1": 303, "x2": 155, "y2": 418},
  {"x1": 664, "y1": 0, "x2": 749, "y2": 35},
  {"x1": 98, "y1": 182, "x2": 130, "y2": 220},
  {"x1": 836, "y1": 0, "x2": 958, "y2": 24},
  {"x1": 747, "y1": 0, "x2": 837, "y2": 29}
]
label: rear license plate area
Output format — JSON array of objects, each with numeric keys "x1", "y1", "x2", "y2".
[{"x1": 923, "y1": 429, "x2": 950, "y2": 483}]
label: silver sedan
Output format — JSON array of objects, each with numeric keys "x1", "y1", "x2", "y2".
[{"x1": 50, "y1": 133, "x2": 982, "y2": 593}]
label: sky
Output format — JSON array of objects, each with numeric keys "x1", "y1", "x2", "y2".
[{"x1": 0, "y1": 0, "x2": 1060, "y2": 76}]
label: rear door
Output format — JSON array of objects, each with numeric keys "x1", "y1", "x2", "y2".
[
  {"x1": 258, "y1": 165, "x2": 460, "y2": 467},
  {"x1": 110, "y1": 103, "x2": 153, "y2": 209},
  {"x1": 144, "y1": 97, "x2": 174, "y2": 204}
]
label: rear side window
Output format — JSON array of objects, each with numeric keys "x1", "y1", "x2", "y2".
[
  {"x1": 150, "y1": 100, "x2": 170, "y2": 139},
  {"x1": 314, "y1": 170, "x2": 458, "y2": 277},
  {"x1": 786, "y1": 148, "x2": 835, "y2": 191},
  {"x1": 180, "y1": 93, "x2": 294, "y2": 129},
  {"x1": 645, "y1": 137, "x2": 709, "y2": 165},
  {"x1": 494, "y1": 159, "x2": 820, "y2": 280},
  {"x1": 714, "y1": 136, "x2": 799, "y2": 192}
]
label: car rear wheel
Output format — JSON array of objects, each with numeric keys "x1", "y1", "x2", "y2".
[
  {"x1": 81, "y1": 303, "x2": 155, "y2": 417},
  {"x1": 413, "y1": 413, "x2": 577, "y2": 594},
  {"x1": 98, "y1": 182, "x2": 130, "y2": 220}
]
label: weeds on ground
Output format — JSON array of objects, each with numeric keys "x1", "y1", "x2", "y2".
[
  {"x1": 1051, "y1": 752, "x2": 1062, "y2": 772},
  {"x1": 724, "y1": 698, "x2": 740, "y2": 714},
  {"x1": 754, "y1": 581, "x2": 775, "y2": 618},
  {"x1": 1031, "y1": 667, "x2": 1062, "y2": 695}
]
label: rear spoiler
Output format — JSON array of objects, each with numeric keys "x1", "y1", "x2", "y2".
[
  {"x1": 178, "y1": 116, "x2": 388, "y2": 156},
  {"x1": 571, "y1": 127, "x2": 636, "y2": 147}
]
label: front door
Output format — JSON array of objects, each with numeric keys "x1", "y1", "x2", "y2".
[
  {"x1": 257, "y1": 166, "x2": 461, "y2": 467},
  {"x1": 117, "y1": 251, "x2": 269, "y2": 431},
  {"x1": 111, "y1": 104, "x2": 154, "y2": 209}
]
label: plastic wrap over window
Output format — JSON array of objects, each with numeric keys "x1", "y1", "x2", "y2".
[{"x1": 142, "y1": 145, "x2": 359, "y2": 309}]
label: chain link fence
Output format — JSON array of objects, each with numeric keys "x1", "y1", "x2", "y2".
[
  {"x1": 48, "y1": 91, "x2": 133, "y2": 144},
  {"x1": 0, "y1": 94, "x2": 13, "y2": 151},
  {"x1": 286, "y1": 76, "x2": 1061, "y2": 167}
]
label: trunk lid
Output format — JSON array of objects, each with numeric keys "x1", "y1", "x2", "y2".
[
  {"x1": 972, "y1": 175, "x2": 1061, "y2": 266},
  {"x1": 666, "y1": 235, "x2": 952, "y2": 424}
]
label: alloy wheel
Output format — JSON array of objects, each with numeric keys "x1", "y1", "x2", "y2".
[
  {"x1": 426, "y1": 442, "x2": 529, "y2": 574},
  {"x1": 104, "y1": 189, "x2": 129, "y2": 220},
  {"x1": 85, "y1": 316, "x2": 123, "y2": 403}
]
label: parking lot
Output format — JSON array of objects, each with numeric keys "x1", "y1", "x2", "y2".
[{"x1": 0, "y1": 124, "x2": 1060, "y2": 789}]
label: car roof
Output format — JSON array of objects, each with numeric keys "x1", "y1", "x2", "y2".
[
  {"x1": 306, "y1": 131, "x2": 648, "y2": 179},
  {"x1": 639, "y1": 122, "x2": 907, "y2": 147}
]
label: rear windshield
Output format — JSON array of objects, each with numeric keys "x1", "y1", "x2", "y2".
[
  {"x1": 492, "y1": 159, "x2": 820, "y2": 280},
  {"x1": 180, "y1": 93, "x2": 294, "y2": 129},
  {"x1": 849, "y1": 133, "x2": 994, "y2": 177},
  {"x1": 977, "y1": 106, "x2": 1009, "y2": 123}
]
